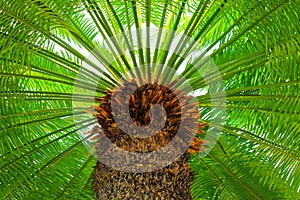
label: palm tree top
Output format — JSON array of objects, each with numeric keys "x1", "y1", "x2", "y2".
[{"x1": 0, "y1": 0, "x2": 299, "y2": 199}]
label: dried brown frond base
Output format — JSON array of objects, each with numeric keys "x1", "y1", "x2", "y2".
[{"x1": 88, "y1": 80, "x2": 207, "y2": 200}]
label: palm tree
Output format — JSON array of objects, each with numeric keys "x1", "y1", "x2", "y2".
[{"x1": 1, "y1": 0, "x2": 299, "y2": 199}]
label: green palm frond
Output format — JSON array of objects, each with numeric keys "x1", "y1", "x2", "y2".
[{"x1": 1, "y1": 0, "x2": 299, "y2": 199}]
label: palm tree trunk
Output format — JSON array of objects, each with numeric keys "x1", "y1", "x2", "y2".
[
  {"x1": 92, "y1": 154, "x2": 193, "y2": 199},
  {"x1": 90, "y1": 81, "x2": 203, "y2": 199}
]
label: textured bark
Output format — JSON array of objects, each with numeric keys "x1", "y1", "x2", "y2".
[{"x1": 92, "y1": 153, "x2": 193, "y2": 200}]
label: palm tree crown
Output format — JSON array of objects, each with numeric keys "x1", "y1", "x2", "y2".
[{"x1": 0, "y1": 0, "x2": 299, "y2": 199}]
